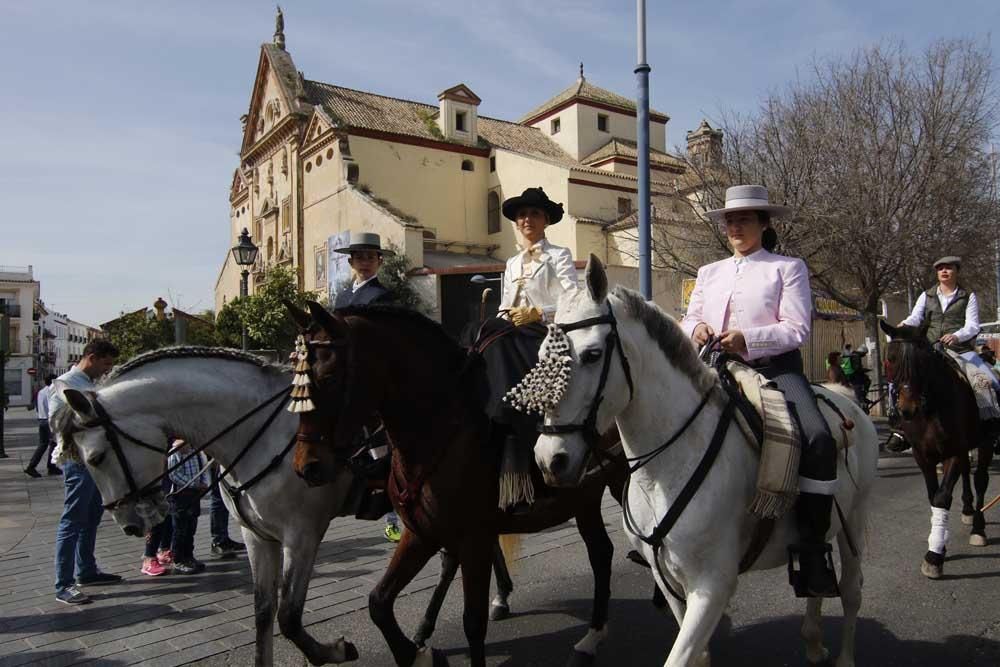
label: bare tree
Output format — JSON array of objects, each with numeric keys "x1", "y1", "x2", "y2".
[{"x1": 631, "y1": 39, "x2": 1000, "y2": 382}]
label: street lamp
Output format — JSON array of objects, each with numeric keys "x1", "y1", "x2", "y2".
[{"x1": 231, "y1": 228, "x2": 259, "y2": 351}]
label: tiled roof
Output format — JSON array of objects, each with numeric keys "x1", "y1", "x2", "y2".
[
  {"x1": 304, "y1": 81, "x2": 576, "y2": 165},
  {"x1": 582, "y1": 138, "x2": 685, "y2": 171},
  {"x1": 519, "y1": 77, "x2": 668, "y2": 124}
]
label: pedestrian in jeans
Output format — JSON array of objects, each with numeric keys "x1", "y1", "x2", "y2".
[
  {"x1": 25, "y1": 374, "x2": 61, "y2": 478},
  {"x1": 208, "y1": 463, "x2": 246, "y2": 557},
  {"x1": 167, "y1": 439, "x2": 209, "y2": 574},
  {"x1": 49, "y1": 340, "x2": 122, "y2": 605}
]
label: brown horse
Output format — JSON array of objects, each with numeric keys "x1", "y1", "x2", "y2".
[
  {"x1": 287, "y1": 302, "x2": 627, "y2": 667},
  {"x1": 881, "y1": 321, "x2": 994, "y2": 579}
]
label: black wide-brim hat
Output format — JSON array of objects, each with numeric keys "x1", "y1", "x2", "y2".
[{"x1": 502, "y1": 187, "x2": 564, "y2": 224}]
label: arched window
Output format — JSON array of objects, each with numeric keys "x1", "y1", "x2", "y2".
[
  {"x1": 487, "y1": 191, "x2": 501, "y2": 234},
  {"x1": 461, "y1": 159, "x2": 474, "y2": 172}
]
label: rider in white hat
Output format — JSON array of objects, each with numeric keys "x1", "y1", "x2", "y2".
[{"x1": 681, "y1": 185, "x2": 839, "y2": 598}]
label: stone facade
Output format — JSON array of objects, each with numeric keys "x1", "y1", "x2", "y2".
[
  {"x1": 214, "y1": 11, "x2": 699, "y2": 327},
  {"x1": 0, "y1": 266, "x2": 41, "y2": 407}
]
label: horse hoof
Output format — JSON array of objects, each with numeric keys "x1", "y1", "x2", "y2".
[
  {"x1": 969, "y1": 533, "x2": 987, "y2": 547},
  {"x1": 806, "y1": 646, "x2": 830, "y2": 665},
  {"x1": 961, "y1": 513, "x2": 975, "y2": 525},
  {"x1": 489, "y1": 602, "x2": 510, "y2": 621},
  {"x1": 342, "y1": 641, "x2": 359, "y2": 662},
  {"x1": 921, "y1": 560, "x2": 943, "y2": 579}
]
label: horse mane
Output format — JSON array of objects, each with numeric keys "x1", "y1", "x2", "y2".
[
  {"x1": 610, "y1": 286, "x2": 716, "y2": 392},
  {"x1": 102, "y1": 346, "x2": 288, "y2": 385},
  {"x1": 888, "y1": 331, "x2": 965, "y2": 413},
  {"x1": 338, "y1": 305, "x2": 467, "y2": 371}
]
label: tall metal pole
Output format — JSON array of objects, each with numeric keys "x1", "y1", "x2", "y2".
[
  {"x1": 240, "y1": 270, "x2": 249, "y2": 351},
  {"x1": 636, "y1": 0, "x2": 652, "y2": 300}
]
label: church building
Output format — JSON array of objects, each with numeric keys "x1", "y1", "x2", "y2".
[{"x1": 215, "y1": 10, "x2": 714, "y2": 336}]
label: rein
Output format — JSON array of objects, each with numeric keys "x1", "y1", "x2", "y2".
[
  {"x1": 91, "y1": 384, "x2": 292, "y2": 510},
  {"x1": 541, "y1": 311, "x2": 737, "y2": 601}
]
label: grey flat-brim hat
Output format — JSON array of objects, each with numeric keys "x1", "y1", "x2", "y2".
[
  {"x1": 933, "y1": 256, "x2": 961, "y2": 269},
  {"x1": 333, "y1": 231, "x2": 395, "y2": 256},
  {"x1": 705, "y1": 185, "x2": 791, "y2": 222}
]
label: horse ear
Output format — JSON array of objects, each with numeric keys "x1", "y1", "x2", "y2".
[
  {"x1": 585, "y1": 254, "x2": 608, "y2": 302},
  {"x1": 306, "y1": 300, "x2": 347, "y2": 340},
  {"x1": 879, "y1": 320, "x2": 897, "y2": 338},
  {"x1": 283, "y1": 299, "x2": 311, "y2": 332},
  {"x1": 64, "y1": 389, "x2": 97, "y2": 420}
]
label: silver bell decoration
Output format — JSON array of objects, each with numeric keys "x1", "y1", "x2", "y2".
[{"x1": 504, "y1": 324, "x2": 574, "y2": 416}]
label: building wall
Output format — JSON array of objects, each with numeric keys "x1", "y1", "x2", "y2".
[
  {"x1": 0, "y1": 270, "x2": 40, "y2": 406},
  {"x1": 531, "y1": 103, "x2": 668, "y2": 161}
]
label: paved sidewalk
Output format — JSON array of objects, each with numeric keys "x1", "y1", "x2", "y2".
[{"x1": 0, "y1": 409, "x2": 614, "y2": 667}]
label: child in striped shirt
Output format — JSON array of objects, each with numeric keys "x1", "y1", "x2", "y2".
[{"x1": 167, "y1": 439, "x2": 210, "y2": 574}]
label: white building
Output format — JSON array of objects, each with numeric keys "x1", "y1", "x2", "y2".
[
  {"x1": 0, "y1": 265, "x2": 41, "y2": 407},
  {"x1": 44, "y1": 312, "x2": 69, "y2": 375}
]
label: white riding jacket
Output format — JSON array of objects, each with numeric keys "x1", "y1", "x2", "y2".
[{"x1": 499, "y1": 238, "x2": 578, "y2": 321}]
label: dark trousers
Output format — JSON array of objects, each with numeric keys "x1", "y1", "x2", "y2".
[
  {"x1": 209, "y1": 468, "x2": 229, "y2": 544},
  {"x1": 27, "y1": 421, "x2": 56, "y2": 471},
  {"x1": 757, "y1": 351, "x2": 837, "y2": 482},
  {"x1": 144, "y1": 516, "x2": 174, "y2": 558},
  {"x1": 169, "y1": 489, "x2": 202, "y2": 562}
]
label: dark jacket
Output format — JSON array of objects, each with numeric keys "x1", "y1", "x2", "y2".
[
  {"x1": 922, "y1": 285, "x2": 975, "y2": 353},
  {"x1": 333, "y1": 276, "x2": 394, "y2": 310}
]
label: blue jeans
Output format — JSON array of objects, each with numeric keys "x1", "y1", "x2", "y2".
[{"x1": 54, "y1": 461, "x2": 104, "y2": 592}]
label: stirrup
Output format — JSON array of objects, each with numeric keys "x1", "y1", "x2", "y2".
[
  {"x1": 884, "y1": 431, "x2": 909, "y2": 453},
  {"x1": 787, "y1": 543, "x2": 840, "y2": 598}
]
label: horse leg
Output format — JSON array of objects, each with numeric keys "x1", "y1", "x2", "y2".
[
  {"x1": 960, "y1": 462, "x2": 975, "y2": 526},
  {"x1": 800, "y1": 598, "x2": 827, "y2": 665},
  {"x1": 458, "y1": 535, "x2": 494, "y2": 667},
  {"x1": 834, "y1": 498, "x2": 866, "y2": 667},
  {"x1": 970, "y1": 445, "x2": 993, "y2": 547},
  {"x1": 277, "y1": 533, "x2": 357, "y2": 665},
  {"x1": 489, "y1": 540, "x2": 514, "y2": 621},
  {"x1": 917, "y1": 459, "x2": 945, "y2": 579},
  {"x1": 370, "y1": 528, "x2": 445, "y2": 666},
  {"x1": 923, "y1": 458, "x2": 962, "y2": 579},
  {"x1": 662, "y1": 574, "x2": 735, "y2": 667},
  {"x1": 413, "y1": 550, "x2": 460, "y2": 647},
  {"x1": 246, "y1": 532, "x2": 280, "y2": 667},
  {"x1": 568, "y1": 495, "x2": 614, "y2": 665}
]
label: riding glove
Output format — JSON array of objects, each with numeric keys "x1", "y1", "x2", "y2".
[{"x1": 510, "y1": 306, "x2": 543, "y2": 326}]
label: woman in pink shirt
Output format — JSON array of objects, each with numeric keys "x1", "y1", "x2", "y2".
[{"x1": 681, "y1": 185, "x2": 839, "y2": 598}]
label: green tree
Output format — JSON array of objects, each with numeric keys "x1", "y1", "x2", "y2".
[
  {"x1": 102, "y1": 311, "x2": 174, "y2": 362},
  {"x1": 217, "y1": 266, "x2": 317, "y2": 353},
  {"x1": 377, "y1": 244, "x2": 426, "y2": 312}
]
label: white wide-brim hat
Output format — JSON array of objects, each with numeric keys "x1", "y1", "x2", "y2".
[{"x1": 705, "y1": 185, "x2": 791, "y2": 222}]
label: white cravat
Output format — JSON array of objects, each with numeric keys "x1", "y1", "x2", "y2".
[{"x1": 352, "y1": 275, "x2": 377, "y2": 293}]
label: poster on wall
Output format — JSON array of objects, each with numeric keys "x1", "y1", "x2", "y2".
[{"x1": 326, "y1": 231, "x2": 352, "y2": 303}]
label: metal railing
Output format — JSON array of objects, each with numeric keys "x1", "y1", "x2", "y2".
[{"x1": 0, "y1": 303, "x2": 22, "y2": 317}]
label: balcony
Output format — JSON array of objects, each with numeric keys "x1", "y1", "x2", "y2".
[{"x1": 0, "y1": 303, "x2": 22, "y2": 317}]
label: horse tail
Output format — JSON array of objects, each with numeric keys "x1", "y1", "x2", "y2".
[{"x1": 499, "y1": 533, "x2": 522, "y2": 573}]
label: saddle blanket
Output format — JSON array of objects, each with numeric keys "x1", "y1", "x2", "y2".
[
  {"x1": 946, "y1": 350, "x2": 1000, "y2": 421},
  {"x1": 726, "y1": 363, "x2": 856, "y2": 520}
]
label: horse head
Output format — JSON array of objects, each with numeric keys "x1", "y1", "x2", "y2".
[
  {"x1": 880, "y1": 319, "x2": 934, "y2": 420},
  {"x1": 288, "y1": 300, "x2": 381, "y2": 487},
  {"x1": 57, "y1": 388, "x2": 169, "y2": 536},
  {"x1": 534, "y1": 255, "x2": 635, "y2": 487}
]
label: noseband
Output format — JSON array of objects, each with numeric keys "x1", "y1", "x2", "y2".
[{"x1": 537, "y1": 304, "x2": 635, "y2": 452}]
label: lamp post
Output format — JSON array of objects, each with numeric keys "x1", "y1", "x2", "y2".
[{"x1": 231, "y1": 228, "x2": 259, "y2": 351}]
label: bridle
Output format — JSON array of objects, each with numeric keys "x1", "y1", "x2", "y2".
[
  {"x1": 82, "y1": 385, "x2": 292, "y2": 511},
  {"x1": 537, "y1": 304, "x2": 635, "y2": 454},
  {"x1": 540, "y1": 312, "x2": 734, "y2": 601}
]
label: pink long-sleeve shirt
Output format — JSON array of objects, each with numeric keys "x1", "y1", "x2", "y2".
[{"x1": 679, "y1": 249, "x2": 812, "y2": 361}]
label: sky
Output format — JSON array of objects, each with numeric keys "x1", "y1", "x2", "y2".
[{"x1": 1, "y1": 0, "x2": 997, "y2": 326}]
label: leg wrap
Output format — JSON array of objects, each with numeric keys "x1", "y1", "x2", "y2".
[{"x1": 928, "y1": 507, "x2": 950, "y2": 555}]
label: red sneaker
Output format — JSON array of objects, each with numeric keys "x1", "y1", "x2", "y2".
[
  {"x1": 141, "y1": 557, "x2": 166, "y2": 577},
  {"x1": 156, "y1": 549, "x2": 173, "y2": 566}
]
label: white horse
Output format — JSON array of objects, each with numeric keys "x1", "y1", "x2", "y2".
[
  {"x1": 52, "y1": 348, "x2": 359, "y2": 667},
  {"x1": 532, "y1": 257, "x2": 878, "y2": 667}
]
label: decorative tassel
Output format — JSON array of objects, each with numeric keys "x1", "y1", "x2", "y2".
[
  {"x1": 288, "y1": 334, "x2": 316, "y2": 414},
  {"x1": 505, "y1": 324, "x2": 574, "y2": 416}
]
